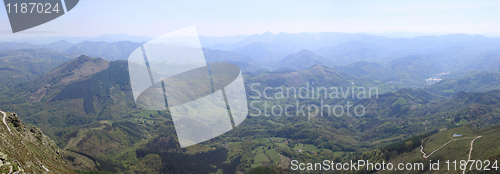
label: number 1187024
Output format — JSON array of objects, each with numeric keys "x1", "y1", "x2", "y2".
[{"x1": 6, "y1": 3, "x2": 60, "y2": 14}]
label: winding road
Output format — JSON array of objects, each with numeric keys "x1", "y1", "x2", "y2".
[
  {"x1": 420, "y1": 136, "x2": 478, "y2": 159},
  {"x1": 462, "y1": 136, "x2": 482, "y2": 174},
  {"x1": 1, "y1": 110, "x2": 12, "y2": 134},
  {"x1": 420, "y1": 135, "x2": 482, "y2": 174},
  {"x1": 467, "y1": 136, "x2": 481, "y2": 161}
]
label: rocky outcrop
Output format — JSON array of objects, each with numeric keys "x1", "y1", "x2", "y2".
[{"x1": 0, "y1": 112, "x2": 76, "y2": 174}]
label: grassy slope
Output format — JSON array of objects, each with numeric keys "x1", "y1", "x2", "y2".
[
  {"x1": 0, "y1": 112, "x2": 76, "y2": 173},
  {"x1": 265, "y1": 149, "x2": 281, "y2": 165},
  {"x1": 386, "y1": 124, "x2": 500, "y2": 174}
]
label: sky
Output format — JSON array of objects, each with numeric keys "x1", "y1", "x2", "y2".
[{"x1": 1, "y1": 0, "x2": 500, "y2": 38}]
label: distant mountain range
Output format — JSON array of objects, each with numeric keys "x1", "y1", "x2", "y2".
[
  {"x1": 231, "y1": 42, "x2": 301, "y2": 68},
  {"x1": 0, "y1": 40, "x2": 73, "y2": 52},
  {"x1": 0, "y1": 32, "x2": 499, "y2": 94},
  {"x1": 3, "y1": 34, "x2": 152, "y2": 45},
  {"x1": 272, "y1": 50, "x2": 331, "y2": 72},
  {"x1": 425, "y1": 70, "x2": 500, "y2": 97},
  {"x1": 0, "y1": 48, "x2": 77, "y2": 91},
  {"x1": 203, "y1": 48, "x2": 263, "y2": 74},
  {"x1": 205, "y1": 32, "x2": 500, "y2": 67},
  {"x1": 64, "y1": 41, "x2": 141, "y2": 61},
  {"x1": 3, "y1": 32, "x2": 500, "y2": 71}
]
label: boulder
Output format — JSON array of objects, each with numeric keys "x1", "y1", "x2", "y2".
[{"x1": 0, "y1": 152, "x2": 7, "y2": 160}]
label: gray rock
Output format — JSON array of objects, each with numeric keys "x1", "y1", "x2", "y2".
[{"x1": 0, "y1": 152, "x2": 7, "y2": 160}]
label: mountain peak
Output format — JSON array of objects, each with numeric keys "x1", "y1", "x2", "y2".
[
  {"x1": 44, "y1": 55, "x2": 109, "y2": 85},
  {"x1": 297, "y1": 49, "x2": 314, "y2": 54},
  {"x1": 306, "y1": 64, "x2": 330, "y2": 70},
  {"x1": 76, "y1": 54, "x2": 92, "y2": 60},
  {"x1": 261, "y1": 31, "x2": 274, "y2": 36},
  {"x1": 48, "y1": 40, "x2": 72, "y2": 44},
  {"x1": 27, "y1": 55, "x2": 109, "y2": 103},
  {"x1": 272, "y1": 49, "x2": 327, "y2": 72}
]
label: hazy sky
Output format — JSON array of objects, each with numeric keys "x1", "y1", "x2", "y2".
[{"x1": 1, "y1": 0, "x2": 499, "y2": 38}]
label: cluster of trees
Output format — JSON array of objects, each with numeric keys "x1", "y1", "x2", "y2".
[
  {"x1": 112, "y1": 122, "x2": 143, "y2": 139},
  {"x1": 68, "y1": 150, "x2": 124, "y2": 173},
  {"x1": 134, "y1": 135, "x2": 241, "y2": 174},
  {"x1": 154, "y1": 148, "x2": 238, "y2": 174},
  {"x1": 52, "y1": 79, "x2": 95, "y2": 114},
  {"x1": 383, "y1": 129, "x2": 438, "y2": 154}
]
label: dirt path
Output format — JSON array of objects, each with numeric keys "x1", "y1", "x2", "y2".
[
  {"x1": 420, "y1": 137, "x2": 476, "y2": 159},
  {"x1": 277, "y1": 153, "x2": 286, "y2": 167},
  {"x1": 420, "y1": 135, "x2": 482, "y2": 174},
  {"x1": 467, "y1": 136, "x2": 482, "y2": 161},
  {"x1": 1, "y1": 110, "x2": 12, "y2": 134},
  {"x1": 462, "y1": 136, "x2": 482, "y2": 174}
]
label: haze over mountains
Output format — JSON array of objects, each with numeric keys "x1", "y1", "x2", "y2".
[{"x1": 3, "y1": 32, "x2": 500, "y2": 90}]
